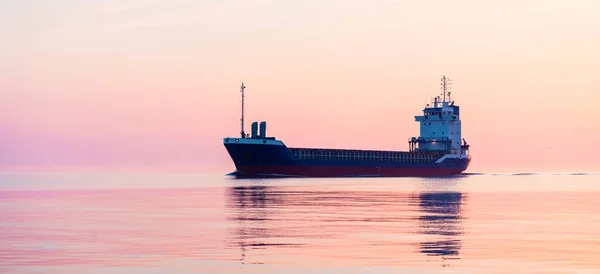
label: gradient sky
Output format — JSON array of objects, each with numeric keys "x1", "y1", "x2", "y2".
[{"x1": 1, "y1": 0, "x2": 599, "y2": 172}]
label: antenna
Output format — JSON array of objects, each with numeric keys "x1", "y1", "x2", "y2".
[
  {"x1": 240, "y1": 82, "x2": 246, "y2": 138},
  {"x1": 440, "y1": 75, "x2": 452, "y2": 102},
  {"x1": 447, "y1": 77, "x2": 452, "y2": 101}
]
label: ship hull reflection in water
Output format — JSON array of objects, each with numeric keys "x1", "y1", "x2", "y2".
[
  {"x1": 416, "y1": 192, "x2": 464, "y2": 265},
  {"x1": 226, "y1": 183, "x2": 465, "y2": 267}
]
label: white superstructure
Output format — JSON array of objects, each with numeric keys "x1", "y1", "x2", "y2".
[{"x1": 409, "y1": 76, "x2": 469, "y2": 156}]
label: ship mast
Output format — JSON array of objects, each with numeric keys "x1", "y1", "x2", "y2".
[
  {"x1": 440, "y1": 75, "x2": 452, "y2": 102},
  {"x1": 240, "y1": 82, "x2": 246, "y2": 138}
]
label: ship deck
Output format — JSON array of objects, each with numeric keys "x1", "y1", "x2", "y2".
[{"x1": 288, "y1": 147, "x2": 447, "y2": 164}]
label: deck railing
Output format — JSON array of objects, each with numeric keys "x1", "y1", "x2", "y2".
[{"x1": 288, "y1": 148, "x2": 444, "y2": 163}]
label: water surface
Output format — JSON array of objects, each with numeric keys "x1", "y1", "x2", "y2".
[{"x1": 1, "y1": 172, "x2": 599, "y2": 273}]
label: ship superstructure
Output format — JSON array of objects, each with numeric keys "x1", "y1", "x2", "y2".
[
  {"x1": 223, "y1": 76, "x2": 471, "y2": 178},
  {"x1": 409, "y1": 76, "x2": 470, "y2": 158}
]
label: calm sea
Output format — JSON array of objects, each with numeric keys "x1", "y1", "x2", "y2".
[{"x1": 1, "y1": 171, "x2": 599, "y2": 274}]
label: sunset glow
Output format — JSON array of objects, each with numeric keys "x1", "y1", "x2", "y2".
[{"x1": 2, "y1": 0, "x2": 599, "y2": 172}]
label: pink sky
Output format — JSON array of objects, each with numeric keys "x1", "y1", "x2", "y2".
[{"x1": 1, "y1": 0, "x2": 599, "y2": 172}]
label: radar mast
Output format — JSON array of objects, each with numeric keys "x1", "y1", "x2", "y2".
[{"x1": 441, "y1": 75, "x2": 452, "y2": 103}]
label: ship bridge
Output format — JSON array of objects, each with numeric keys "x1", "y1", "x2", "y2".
[{"x1": 409, "y1": 76, "x2": 469, "y2": 155}]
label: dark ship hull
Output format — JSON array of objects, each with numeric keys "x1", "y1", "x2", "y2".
[{"x1": 224, "y1": 138, "x2": 470, "y2": 178}]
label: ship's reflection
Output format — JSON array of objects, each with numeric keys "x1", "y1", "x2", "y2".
[
  {"x1": 414, "y1": 191, "x2": 464, "y2": 264},
  {"x1": 226, "y1": 182, "x2": 465, "y2": 266},
  {"x1": 228, "y1": 185, "x2": 275, "y2": 265}
]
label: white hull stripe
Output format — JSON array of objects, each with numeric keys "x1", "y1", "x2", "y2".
[
  {"x1": 223, "y1": 137, "x2": 285, "y2": 146},
  {"x1": 435, "y1": 154, "x2": 469, "y2": 164}
]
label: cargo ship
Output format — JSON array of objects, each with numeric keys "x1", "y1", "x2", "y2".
[{"x1": 223, "y1": 76, "x2": 471, "y2": 178}]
